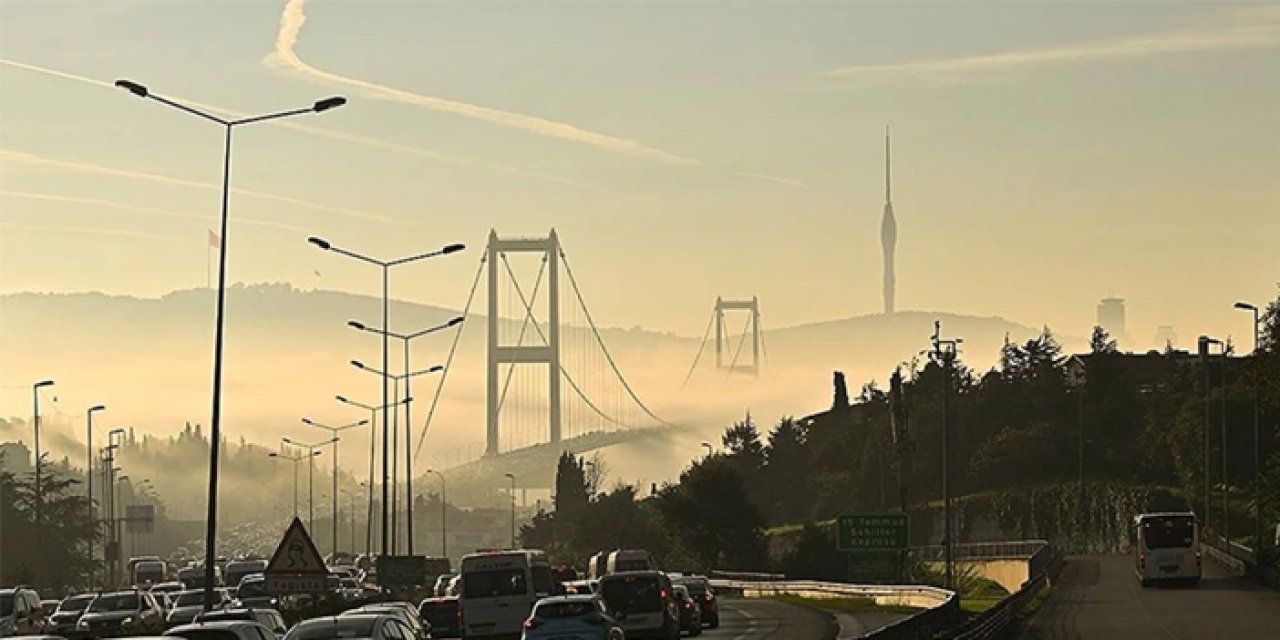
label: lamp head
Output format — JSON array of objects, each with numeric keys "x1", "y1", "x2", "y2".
[
  {"x1": 428, "y1": 365, "x2": 445, "y2": 373},
  {"x1": 89, "y1": 404, "x2": 106, "y2": 413},
  {"x1": 442, "y1": 243, "x2": 466, "y2": 255},
  {"x1": 313, "y1": 96, "x2": 347, "y2": 113},
  {"x1": 35, "y1": 379, "x2": 55, "y2": 389},
  {"x1": 1234, "y1": 301, "x2": 1257, "y2": 311},
  {"x1": 302, "y1": 417, "x2": 315, "y2": 425},
  {"x1": 351, "y1": 360, "x2": 367, "y2": 370},
  {"x1": 336, "y1": 395, "x2": 348, "y2": 403},
  {"x1": 357, "y1": 419, "x2": 370, "y2": 426},
  {"x1": 307, "y1": 236, "x2": 332, "y2": 250},
  {"x1": 448, "y1": 316, "x2": 465, "y2": 327},
  {"x1": 348, "y1": 320, "x2": 367, "y2": 331},
  {"x1": 114, "y1": 79, "x2": 148, "y2": 97}
]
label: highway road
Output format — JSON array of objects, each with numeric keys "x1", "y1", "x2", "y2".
[
  {"x1": 1020, "y1": 554, "x2": 1280, "y2": 639},
  {"x1": 703, "y1": 598, "x2": 835, "y2": 639}
]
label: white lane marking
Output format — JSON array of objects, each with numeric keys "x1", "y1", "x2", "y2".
[{"x1": 730, "y1": 602, "x2": 758, "y2": 640}]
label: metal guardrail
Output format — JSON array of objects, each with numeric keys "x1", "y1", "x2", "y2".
[
  {"x1": 915, "y1": 540, "x2": 1050, "y2": 561},
  {"x1": 931, "y1": 542, "x2": 1058, "y2": 640}
]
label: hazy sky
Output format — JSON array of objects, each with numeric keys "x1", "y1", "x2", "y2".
[{"x1": 2, "y1": 0, "x2": 1277, "y2": 346}]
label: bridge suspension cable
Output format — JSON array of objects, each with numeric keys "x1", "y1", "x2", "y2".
[
  {"x1": 679, "y1": 307, "x2": 717, "y2": 389},
  {"x1": 725, "y1": 312, "x2": 754, "y2": 375}
]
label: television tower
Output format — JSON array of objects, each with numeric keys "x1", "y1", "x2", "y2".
[{"x1": 881, "y1": 126, "x2": 897, "y2": 315}]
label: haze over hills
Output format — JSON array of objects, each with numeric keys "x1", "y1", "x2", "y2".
[{"x1": 1, "y1": 283, "x2": 1079, "y2": 485}]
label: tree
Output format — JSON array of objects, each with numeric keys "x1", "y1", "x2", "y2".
[
  {"x1": 832, "y1": 371, "x2": 850, "y2": 410},
  {"x1": 553, "y1": 452, "x2": 589, "y2": 520},
  {"x1": 1090, "y1": 326, "x2": 1118, "y2": 354},
  {"x1": 654, "y1": 456, "x2": 767, "y2": 571},
  {"x1": 1, "y1": 456, "x2": 98, "y2": 591}
]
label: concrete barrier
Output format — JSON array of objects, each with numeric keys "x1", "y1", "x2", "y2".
[{"x1": 708, "y1": 578, "x2": 958, "y2": 638}]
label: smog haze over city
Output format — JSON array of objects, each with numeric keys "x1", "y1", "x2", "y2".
[{"x1": 2, "y1": 2, "x2": 1279, "y2": 639}]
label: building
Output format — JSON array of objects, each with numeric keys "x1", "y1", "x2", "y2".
[
  {"x1": 1153, "y1": 325, "x2": 1177, "y2": 351},
  {"x1": 0, "y1": 441, "x2": 32, "y2": 476},
  {"x1": 880, "y1": 127, "x2": 897, "y2": 315},
  {"x1": 1097, "y1": 297, "x2": 1127, "y2": 345}
]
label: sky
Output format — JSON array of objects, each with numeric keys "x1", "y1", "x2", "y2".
[{"x1": 2, "y1": 0, "x2": 1278, "y2": 344}]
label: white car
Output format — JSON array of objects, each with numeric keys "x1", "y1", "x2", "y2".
[{"x1": 285, "y1": 615, "x2": 416, "y2": 640}]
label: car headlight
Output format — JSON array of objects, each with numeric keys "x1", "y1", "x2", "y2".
[
  {"x1": 122, "y1": 617, "x2": 134, "y2": 625},
  {"x1": 78, "y1": 620, "x2": 90, "y2": 629}
]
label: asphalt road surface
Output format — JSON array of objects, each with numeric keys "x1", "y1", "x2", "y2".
[
  {"x1": 1020, "y1": 554, "x2": 1280, "y2": 639},
  {"x1": 702, "y1": 598, "x2": 834, "y2": 639}
]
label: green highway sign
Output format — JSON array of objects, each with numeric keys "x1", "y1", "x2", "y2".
[{"x1": 837, "y1": 513, "x2": 909, "y2": 551}]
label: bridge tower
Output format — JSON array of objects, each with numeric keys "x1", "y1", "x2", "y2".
[
  {"x1": 714, "y1": 296, "x2": 761, "y2": 376},
  {"x1": 486, "y1": 229, "x2": 561, "y2": 456}
]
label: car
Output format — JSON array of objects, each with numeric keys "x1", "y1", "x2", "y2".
[
  {"x1": 38, "y1": 601, "x2": 59, "y2": 618},
  {"x1": 339, "y1": 605, "x2": 430, "y2": 640},
  {"x1": 150, "y1": 583, "x2": 186, "y2": 599},
  {"x1": 670, "y1": 585, "x2": 701, "y2": 637},
  {"x1": 431, "y1": 575, "x2": 456, "y2": 598},
  {"x1": 78, "y1": 590, "x2": 167, "y2": 636},
  {"x1": 222, "y1": 561, "x2": 267, "y2": 595},
  {"x1": 283, "y1": 615, "x2": 415, "y2": 640},
  {"x1": 230, "y1": 576, "x2": 276, "y2": 610},
  {"x1": 336, "y1": 578, "x2": 363, "y2": 602},
  {"x1": 671, "y1": 576, "x2": 717, "y2": 629},
  {"x1": 193, "y1": 609, "x2": 287, "y2": 636},
  {"x1": 562, "y1": 580, "x2": 599, "y2": 596},
  {"x1": 598, "y1": 572, "x2": 679, "y2": 640},
  {"x1": 165, "y1": 619, "x2": 277, "y2": 640},
  {"x1": 47, "y1": 593, "x2": 96, "y2": 635},
  {"x1": 521, "y1": 595, "x2": 623, "y2": 640},
  {"x1": 416, "y1": 597, "x2": 459, "y2": 639},
  {"x1": 166, "y1": 590, "x2": 231, "y2": 628},
  {"x1": 444, "y1": 576, "x2": 461, "y2": 598},
  {"x1": 1, "y1": 587, "x2": 47, "y2": 636}
]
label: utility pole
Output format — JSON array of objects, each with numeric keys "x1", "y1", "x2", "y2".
[{"x1": 931, "y1": 321, "x2": 962, "y2": 590}]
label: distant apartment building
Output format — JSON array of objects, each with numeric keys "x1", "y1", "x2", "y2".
[
  {"x1": 1097, "y1": 297, "x2": 1128, "y2": 346},
  {"x1": 1153, "y1": 325, "x2": 1177, "y2": 351},
  {"x1": 0, "y1": 441, "x2": 32, "y2": 476}
]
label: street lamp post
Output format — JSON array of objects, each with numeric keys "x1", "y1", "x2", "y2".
[
  {"x1": 115, "y1": 474, "x2": 129, "y2": 584},
  {"x1": 116, "y1": 79, "x2": 346, "y2": 612},
  {"x1": 337, "y1": 394, "x2": 411, "y2": 556},
  {"x1": 350, "y1": 355, "x2": 445, "y2": 555},
  {"x1": 310, "y1": 236, "x2": 464, "y2": 557},
  {"x1": 504, "y1": 473, "x2": 516, "y2": 549},
  {"x1": 302, "y1": 418, "x2": 368, "y2": 556},
  {"x1": 426, "y1": 469, "x2": 448, "y2": 558},
  {"x1": 86, "y1": 403, "x2": 106, "y2": 583},
  {"x1": 1199, "y1": 335, "x2": 1224, "y2": 533},
  {"x1": 930, "y1": 321, "x2": 962, "y2": 590},
  {"x1": 32, "y1": 379, "x2": 54, "y2": 526},
  {"x1": 283, "y1": 437, "x2": 339, "y2": 537},
  {"x1": 1234, "y1": 301, "x2": 1262, "y2": 555},
  {"x1": 270, "y1": 447, "x2": 321, "y2": 518},
  {"x1": 106, "y1": 428, "x2": 125, "y2": 586},
  {"x1": 350, "y1": 316, "x2": 463, "y2": 556},
  {"x1": 700, "y1": 442, "x2": 713, "y2": 458}
]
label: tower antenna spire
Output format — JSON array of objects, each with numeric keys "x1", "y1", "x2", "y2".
[{"x1": 885, "y1": 124, "x2": 892, "y2": 204}]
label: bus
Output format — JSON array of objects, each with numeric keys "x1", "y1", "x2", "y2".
[
  {"x1": 458, "y1": 549, "x2": 555, "y2": 639},
  {"x1": 1133, "y1": 512, "x2": 1200, "y2": 587}
]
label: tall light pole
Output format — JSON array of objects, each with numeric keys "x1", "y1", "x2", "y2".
[
  {"x1": 115, "y1": 473, "x2": 129, "y2": 584},
  {"x1": 700, "y1": 442, "x2": 713, "y2": 458},
  {"x1": 350, "y1": 316, "x2": 463, "y2": 556},
  {"x1": 1234, "y1": 301, "x2": 1262, "y2": 555},
  {"x1": 302, "y1": 418, "x2": 368, "y2": 557},
  {"x1": 337, "y1": 394, "x2": 410, "y2": 556},
  {"x1": 116, "y1": 79, "x2": 345, "y2": 611},
  {"x1": 350, "y1": 358, "x2": 445, "y2": 555},
  {"x1": 930, "y1": 321, "x2": 962, "y2": 590},
  {"x1": 283, "y1": 437, "x2": 339, "y2": 536},
  {"x1": 32, "y1": 379, "x2": 54, "y2": 526},
  {"x1": 269, "y1": 447, "x2": 320, "y2": 517},
  {"x1": 86, "y1": 403, "x2": 106, "y2": 583},
  {"x1": 1200, "y1": 335, "x2": 1224, "y2": 533},
  {"x1": 504, "y1": 473, "x2": 516, "y2": 549},
  {"x1": 106, "y1": 428, "x2": 125, "y2": 586},
  {"x1": 310, "y1": 237, "x2": 464, "y2": 557},
  {"x1": 426, "y1": 469, "x2": 448, "y2": 558}
]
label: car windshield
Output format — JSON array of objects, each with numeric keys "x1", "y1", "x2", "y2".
[
  {"x1": 88, "y1": 594, "x2": 139, "y2": 612},
  {"x1": 1143, "y1": 517, "x2": 1196, "y2": 549},
  {"x1": 601, "y1": 578, "x2": 661, "y2": 614},
  {"x1": 173, "y1": 592, "x2": 207, "y2": 607},
  {"x1": 463, "y1": 569, "x2": 527, "y2": 598},
  {"x1": 535, "y1": 600, "x2": 595, "y2": 619},
  {"x1": 0, "y1": 595, "x2": 13, "y2": 617},
  {"x1": 290, "y1": 618, "x2": 377, "y2": 640},
  {"x1": 237, "y1": 581, "x2": 267, "y2": 598},
  {"x1": 677, "y1": 579, "x2": 709, "y2": 596},
  {"x1": 59, "y1": 596, "x2": 95, "y2": 612}
]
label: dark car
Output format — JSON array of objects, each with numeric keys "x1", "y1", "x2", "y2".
[
  {"x1": 77, "y1": 590, "x2": 166, "y2": 637},
  {"x1": 671, "y1": 576, "x2": 718, "y2": 629},
  {"x1": 229, "y1": 576, "x2": 276, "y2": 610},
  {"x1": 1, "y1": 587, "x2": 47, "y2": 637},
  {"x1": 193, "y1": 608, "x2": 287, "y2": 636},
  {"x1": 417, "y1": 597, "x2": 459, "y2": 639},
  {"x1": 671, "y1": 585, "x2": 701, "y2": 636},
  {"x1": 166, "y1": 590, "x2": 230, "y2": 628},
  {"x1": 47, "y1": 594, "x2": 96, "y2": 635}
]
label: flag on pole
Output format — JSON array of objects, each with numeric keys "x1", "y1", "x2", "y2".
[{"x1": 208, "y1": 229, "x2": 220, "y2": 248}]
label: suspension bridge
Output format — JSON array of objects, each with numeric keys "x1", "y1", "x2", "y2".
[{"x1": 415, "y1": 229, "x2": 677, "y2": 472}]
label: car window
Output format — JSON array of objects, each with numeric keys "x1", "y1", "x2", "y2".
[
  {"x1": 88, "y1": 594, "x2": 140, "y2": 612},
  {"x1": 3, "y1": 595, "x2": 20, "y2": 616},
  {"x1": 289, "y1": 617, "x2": 377, "y2": 640},
  {"x1": 380, "y1": 620, "x2": 404, "y2": 640},
  {"x1": 535, "y1": 600, "x2": 594, "y2": 618},
  {"x1": 462, "y1": 569, "x2": 527, "y2": 598},
  {"x1": 531, "y1": 566, "x2": 555, "y2": 595}
]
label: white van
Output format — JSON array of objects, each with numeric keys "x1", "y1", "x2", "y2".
[
  {"x1": 1133, "y1": 512, "x2": 1200, "y2": 587},
  {"x1": 458, "y1": 550, "x2": 556, "y2": 639},
  {"x1": 606, "y1": 549, "x2": 656, "y2": 575}
]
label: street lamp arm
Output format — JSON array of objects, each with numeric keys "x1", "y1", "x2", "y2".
[
  {"x1": 388, "y1": 244, "x2": 466, "y2": 267},
  {"x1": 407, "y1": 317, "x2": 466, "y2": 340},
  {"x1": 231, "y1": 106, "x2": 313, "y2": 127},
  {"x1": 133, "y1": 88, "x2": 230, "y2": 126}
]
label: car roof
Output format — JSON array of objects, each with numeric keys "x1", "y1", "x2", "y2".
[
  {"x1": 166, "y1": 621, "x2": 268, "y2": 632},
  {"x1": 536, "y1": 594, "x2": 597, "y2": 604},
  {"x1": 600, "y1": 570, "x2": 665, "y2": 579}
]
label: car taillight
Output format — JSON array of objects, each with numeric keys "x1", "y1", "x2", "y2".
[
  {"x1": 703, "y1": 593, "x2": 713, "y2": 601},
  {"x1": 660, "y1": 589, "x2": 668, "y2": 600},
  {"x1": 523, "y1": 618, "x2": 541, "y2": 629},
  {"x1": 1138, "y1": 553, "x2": 1146, "y2": 569}
]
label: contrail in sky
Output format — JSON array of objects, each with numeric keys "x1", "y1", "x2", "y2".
[
  {"x1": 269, "y1": 0, "x2": 701, "y2": 166},
  {"x1": 0, "y1": 220, "x2": 181, "y2": 243},
  {"x1": 0, "y1": 189, "x2": 307, "y2": 233},
  {"x1": 0, "y1": 148, "x2": 409, "y2": 225}
]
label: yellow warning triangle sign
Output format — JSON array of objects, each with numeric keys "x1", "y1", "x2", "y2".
[{"x1": 265, "y1": 517, "x2": 328, "y2": 575}]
